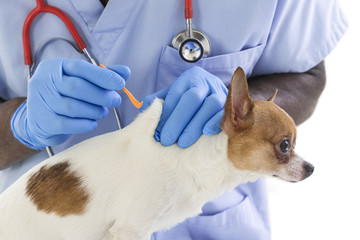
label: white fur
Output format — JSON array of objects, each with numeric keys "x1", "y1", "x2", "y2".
[{"x1": 0, "y1": 99, "x2": 260, "y2": 240}]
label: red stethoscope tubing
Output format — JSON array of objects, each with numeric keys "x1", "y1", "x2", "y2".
[
  {"x1": 22, "y1": 0, "x2": 86, "y2": 65},
  {"x1": 185, "y1": 0, "x2": 193, "y2": 19}
]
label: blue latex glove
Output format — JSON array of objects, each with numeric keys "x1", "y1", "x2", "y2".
[
  {"x1": 141, "y1": 66, "x2": 228, "y2": 148},
  {"x1": 11, "y1": 58, "x2": 130, "y2": 150}
]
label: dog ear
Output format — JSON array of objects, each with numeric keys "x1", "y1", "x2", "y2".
[
  {"x1": 222, "y1": 67, "x2": 254, "y2": 136},
  {"x1": 267, "y1": 89, "x2": 278, "y2": 102}
]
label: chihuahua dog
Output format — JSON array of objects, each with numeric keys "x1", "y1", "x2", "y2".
[{"x1": 0, "y1": 67, "x2": 313, "y2": 240}]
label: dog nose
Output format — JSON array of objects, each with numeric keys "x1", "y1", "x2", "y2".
[{"x1": 304, "y1": 162, "x2": 314, "y2": 176}]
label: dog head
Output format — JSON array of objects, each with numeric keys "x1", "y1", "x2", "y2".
[{"x1": 222, "y1": 67, "x2": 314, "y2": 182}]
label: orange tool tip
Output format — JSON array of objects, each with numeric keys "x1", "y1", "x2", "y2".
[{"x1": 99, "y1": 64, "x2": 143, "y2": 109}]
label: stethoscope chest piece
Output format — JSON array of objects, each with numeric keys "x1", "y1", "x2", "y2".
[
  {"x1": 172, "y1": 0, "x2": 210, "y2": 63},
  {"x1": 172, "y1": 29, "x2": 210, "y2": 63}
]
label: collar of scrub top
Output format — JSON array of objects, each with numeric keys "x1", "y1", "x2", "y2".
[{"x1": 22, "y1": 0, "x2": 143, "y2": 109}]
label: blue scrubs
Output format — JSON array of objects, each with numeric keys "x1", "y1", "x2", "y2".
[{"x1": 0, "y1": 0, "x2": 347, "y2": 239}]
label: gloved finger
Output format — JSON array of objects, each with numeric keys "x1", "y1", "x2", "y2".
[
  {"x1": 40, "y1": 134, "x2": 72, "y2": 147},
  {"x1": 62, "y1": 59, "x2": 125, "y2": 90},
  {"x1": 44, "y1": 115, "x2": 98, "y2": 135},
  {"x1": 47, "y1": 96, "x2": 109, "y2": 120},
  {"x1": 154, "y1": 81, "x2": 202, "y2": 141},
  {"x1": 57, "y1": 76, "x2": 122, "y2": 108},
  {"x1": 203, "y1": 110, "x2": 224, "y2": 135},
  {"x1": 108, "y1": 65, "x2": 131, "y2": 81},
  {"x1": 139, "y1": 86, "x2": 170, "y2": 112},
  {"x1": 158, "y1": 86, "x2": 209, "y2": 146},
  {"x1": 178, "y1": 93, "x2": 225, "y2": 148}
]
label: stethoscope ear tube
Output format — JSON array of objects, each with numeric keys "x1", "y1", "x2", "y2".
[{"x1": 22, "y1": 0, "x2": 86, "y2": 66}]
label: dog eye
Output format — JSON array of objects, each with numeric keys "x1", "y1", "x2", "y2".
[{"x1": 280, "y1": 139, "x2": 291, "y2": 154}]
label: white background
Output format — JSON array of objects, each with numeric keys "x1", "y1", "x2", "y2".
[{"x1": 268, "y1": 1, "x2": 360, "y2": 239}]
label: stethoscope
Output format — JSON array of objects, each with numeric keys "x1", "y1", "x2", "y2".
[
  {"x1": 172, "y1": 0, "x2": 211, "y2": 63},
  {"x1": 23, "y1": 0, "x2": 210, "y2": 157}
]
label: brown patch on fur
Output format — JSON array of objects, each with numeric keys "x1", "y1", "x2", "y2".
[{"x1": 26, "y1": 161, "x2": 89, "y2": 217}]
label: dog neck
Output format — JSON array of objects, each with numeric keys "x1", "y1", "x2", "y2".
[
  {"x1": 183, "y1": 132, "x2": 259, "y2": 198},
  {"x1": 129, "y1": 99, "x2": 260, "y2": 200}
]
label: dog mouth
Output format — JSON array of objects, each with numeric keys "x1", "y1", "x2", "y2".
[{"x1": 272, "y1": 174, "x2": 298, "y2": 183}]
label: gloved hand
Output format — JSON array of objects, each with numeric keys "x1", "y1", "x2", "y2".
[
  {"x1": 11, "y1": 58, "x2": 130, "y2": 149},
  {"x1": 141, "y1": 66, "x2": 228, "y2": 148}
]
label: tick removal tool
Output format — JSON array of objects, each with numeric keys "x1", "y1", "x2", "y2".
[
  {"x1": 22, "y1": 0, "x2": 142, "y2": 157},
  {"x1": 99, "y1": 65, "x2": 143, "y2": 109}
]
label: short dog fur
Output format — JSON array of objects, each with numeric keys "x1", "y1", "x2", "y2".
[{"x1": 0, "y1": 67, "x2": 314, "y2": 240}]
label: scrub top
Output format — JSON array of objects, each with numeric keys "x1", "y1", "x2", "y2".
[{"x1": 0, "y1": 0, "x2": 347, "y2": 239}]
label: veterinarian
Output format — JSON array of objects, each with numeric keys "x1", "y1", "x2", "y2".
[{"x1": 0, "y1": 0, "x2": 347, "y2": 239}]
